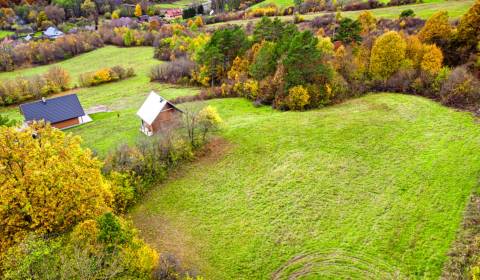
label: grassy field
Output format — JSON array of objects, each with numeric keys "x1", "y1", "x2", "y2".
[
  {"x1": 0, "y1": 30, "x2": 13, "y2": 39},
  {"x1": 219, "y1": 0, "x2": 473, "y2": 27},
  {"x1": 252, "y1": 0, "x2": 451, "y2": 8},
  {"x1": 131, "y1": 94, "x2": 480, "y2": 279},
  {"x1": 2, "y1": 45, "x2": 480, "y2": 279},
  {"x1": 0, "y1": 46, "x2": 199, "y2": 156},
  {"x1": 155, "y1": 0, "x2": 193, "y2": 8}
]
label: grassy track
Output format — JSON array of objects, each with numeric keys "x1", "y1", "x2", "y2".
[
  {"x1": 0, "y1": 46, "x2": 199, "y2": 156},
  {"x1": 132, "y1": 94, "x2": 480, "y2": 279},
  {"x1": 215, "y1": 0, "x2": 473, "y2": 27}
]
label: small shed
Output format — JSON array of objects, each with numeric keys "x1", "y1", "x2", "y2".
[
  {"x1": 43, "y1": 27, "x2": 64, "y2": 39},
  {"x1": 136, "y1": 91, "x2": 182, "y2": 136},
  {"x1": 19, "y1": 94, "x2": 92, "y2": 129}
]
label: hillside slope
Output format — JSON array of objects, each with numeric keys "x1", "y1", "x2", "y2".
[{"x1": 132, "y1": 94, "x2": 480, "y2": 279}]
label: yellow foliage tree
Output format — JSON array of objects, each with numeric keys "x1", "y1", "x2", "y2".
[
  {"x1": 369, "y1": 31, "x2": 407, "y2": 81},
  {"x1": 194, "y1": 16, "x2": 204, "y2": 27},
  {"x1": 286, "y1": 85, "x2": 310, "y2": 110},
  {"x1": 420, "y1": 44, "x2": 443, "y2": 76},
  {"x1": 0, "y1": 123, "x2": 112, "y2": 253},
  {"x1": 418, "y1": 11, "x2": 452, "y2": 44},
  {"x1": 134, "y1": 4, "x2": 142, "y2": 17},
  {"x1": 457, "y1": 0, "x2": 480, "y2": 49},
  {"x1": 357, "y1": 11, "x2": 376, "y2": 35},
  {"x1": 405, "y1": 35, "x2": 425, "y2": 68},
  {"x1": 112, "y1": 10, "x2": 120, "y2": 19}
]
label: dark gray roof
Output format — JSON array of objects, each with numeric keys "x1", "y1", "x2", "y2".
[{"x1": 20, "y1": 94, "x2": 85, "y2": 123}]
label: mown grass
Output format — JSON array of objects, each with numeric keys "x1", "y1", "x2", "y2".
[
  {"x1": 0, "y1": 46, "x2": 199, "y2": 156},
  {"x1": 252, "y1": 0, "x2": 448, "y2": 8},
  {"x1": 155, "y1": 0, "x2": 193, "y2": 8},
  {"x1": 216, "y1": 0, "x2": 473, "y2": 27},
  {"x1": 131, "y1": 94, "x2": 480, "y2": 279},
  {"x1": 0, "y1": 30, "x2": 13, "y2": 39}
]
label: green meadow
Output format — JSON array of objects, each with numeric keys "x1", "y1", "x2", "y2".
[
  {"x1": 1, "y1": 39, "x2": 480, "y2": 278},
  {"x1": 131, "y1": 94, "x2": 480, "y2": 279}
]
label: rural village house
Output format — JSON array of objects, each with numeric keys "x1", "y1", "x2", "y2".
[
  {"x1": 19, "y1": 94, "x2": 91, "y2": 129},
  {"x1": 137, "y1": 91, "x2": 182, "y2": 136},
  {"x1": 43, "y1": 26, "x2": 64, "y2": 39}
]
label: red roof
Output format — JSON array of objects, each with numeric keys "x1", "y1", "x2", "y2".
[{"x1": 166, "y1": 9, "x2": 182, "y2": 17}]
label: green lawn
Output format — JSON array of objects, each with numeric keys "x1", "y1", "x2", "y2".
[
  {"x1": 155, "y1": 0, "x2": 193, "y2": 8},
  {"x1": 0, "y1": 46, "x2": 199, "y2": 156},
  {"x1": 0, "y1": 46, "x2": 156, "y2": 85},
  {"x1": 131, "y1": 94, "x2": 480, "y2": 279},
  {"x1": 0, "y1": 30, "x2": 13, "y2": 39},
  {"x1": 252, "y1": 0, "x2": 449, "y2": 8},
  {"x1": 218, "y1": 0, "x2": 473, "y2": 27}
]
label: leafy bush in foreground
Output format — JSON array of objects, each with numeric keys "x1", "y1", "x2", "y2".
[{"x1": 2, "y1": 213, "x2": 158, "y2": 280}]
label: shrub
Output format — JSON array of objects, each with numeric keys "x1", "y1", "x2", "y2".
[
  {"x1": 149, "y1": 58, "x2": 195, "y2": 84},
  {"x1": 43, "y1": 66, "x2": 71, "y2": 92},
  {"x1": 399, "y1": 9, "x2": 415, "y2": 18},
  {"x1": 334, "y1": 18, "x2": 362, "y2": 44},
  {"x1": 79, "y1": 65, "x2": 134, "y2": 87},
  {"x1": 439, "y1": 66, "x2": 480, "y2": 108},
  {"x1": 2, "y1": 214, "x2": 159, "y2": 279},
  {"x1": 285, "y1": 85, "x2": 310, "y2": 110},
  {"x1": 370, "y1": 31, "x2": 407, "y2": 81},
  {"x1": 357, "y1": 11, "x2": 376, "y2": 34},
  {"x1": 0, "y1": 67, "x2": 71, "y2": 106},
  {"x1": 0, "y1": 124, "x2": 113, "y2": 254}
]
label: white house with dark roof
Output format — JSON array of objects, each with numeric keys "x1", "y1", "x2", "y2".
[{"x1": 43, "y1": 27, "x2": 64, "y2": 39}]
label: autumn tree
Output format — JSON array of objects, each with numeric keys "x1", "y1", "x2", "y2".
[
  {"x1": 198, "y1": 26, "x2": 249, "y2": 85},
  {"x1": 418, "y1": 11, "x2": 452, "y2": 45},
  {"x1": 81, "y1": 0, "x2": 98, "y2": 27},
  {"x1": 134, "y1": 3, "x2": 142, "y2": 17},
  {"x1": 2, "y1": 213, "x2": 158, "y2": 279},
  {"x1": 249, "y1": 41, "x2": 277, "y2": 80},
  {"x1": 0, "y1": 123, "x2": 113, "y2": 253},
  {"x1": 457, "y1": 0, "x2": 480, "y2": 51},
  {"x1": 357, "y1": 11, "x2": 376, "y2": 35},
  {"x1": 334, "y1": 18, "x2": 362, "y2": 44},
  {"x1": 198, "y1": 106, "x2": 222, "y2": 142},
  {"x1": 370, "y1": 31, "x2": 407, "y2": 81},
  {"x1": 420, "y1": 44, "x2": 443, "y2": 76},
  {"x1": 183, "y1": 104, "x2": 222, "y2": 147}
]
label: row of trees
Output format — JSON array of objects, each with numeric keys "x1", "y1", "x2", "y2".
[
  {"x1": 0, "y1": 31, "x2": 104, "y2": 72},
  {"x1": 151, "y1": 0, "x2": 480, "y2": 112}
]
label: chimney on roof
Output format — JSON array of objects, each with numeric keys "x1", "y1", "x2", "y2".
[{"x1": 41, "y1": 97, "x2": 46, "y2": 103}]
